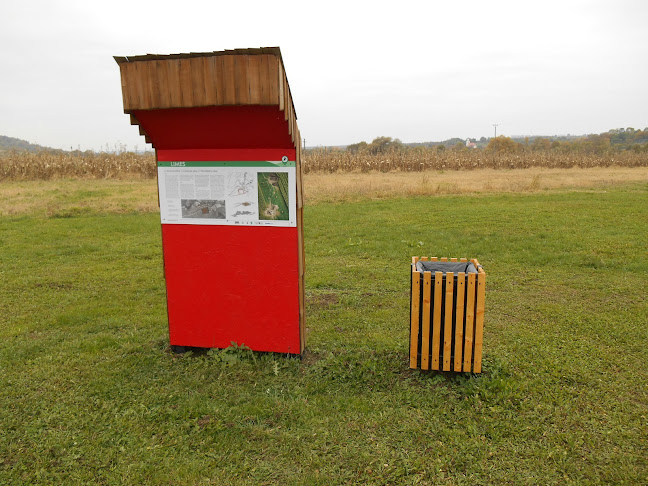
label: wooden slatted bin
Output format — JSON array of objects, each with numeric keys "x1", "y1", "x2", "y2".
[{"x1": 409, "y1": 257, "x2": 486, "y2": 373}]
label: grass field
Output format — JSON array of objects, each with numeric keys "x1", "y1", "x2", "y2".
[
  {"x1": 1, "y1": 177, "x2": 647, "y2": 484},
  {"x1": 2, "y1": 167, "x2": 648, "y2": 216}
]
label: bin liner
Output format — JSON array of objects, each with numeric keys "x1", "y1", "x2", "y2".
[{"x1": 415, "y1": 261, "x2": 478, "y2": 275}]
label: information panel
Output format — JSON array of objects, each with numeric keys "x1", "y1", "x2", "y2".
[{"x1": 157, "y1": 161, "x2": 297, "y2": 227}]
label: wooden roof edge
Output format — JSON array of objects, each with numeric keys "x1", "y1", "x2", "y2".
[{"x1": 113, "y1": 47, "x2": 281, "y2": 64}]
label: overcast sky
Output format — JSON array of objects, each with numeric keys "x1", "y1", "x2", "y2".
[{"x1": 1, "y1": 0, "x2": 647, "y2": 151}]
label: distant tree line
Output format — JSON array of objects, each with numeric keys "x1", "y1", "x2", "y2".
[
  {"x1": 486, "y1": 128, "x2": 648, "y2": 154},
  {"x1": 346, "y1": 136, "x2": 404, "y2": 154},
  {"x1": 338, "y1": 128, "x2": 648, "y2": 156}
]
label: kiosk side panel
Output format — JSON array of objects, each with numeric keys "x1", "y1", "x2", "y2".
[{"x1": 162, "y1": 224, "x2": 301, "y2": 353}]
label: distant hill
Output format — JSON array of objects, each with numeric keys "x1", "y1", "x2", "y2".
[{"x1": 0, "y1": 135, "x2": 56, "y2": 153}]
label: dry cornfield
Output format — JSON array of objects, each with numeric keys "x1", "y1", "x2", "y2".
[
  {"x1": 0, "y1": 151, "x2": 157, "y2": 180},
  {"x1": 0, "y1": 148, "x2": 647, "y2": 180},
  {"x1": 303, "y1": 148, "x2": 648, "y2": 173}
]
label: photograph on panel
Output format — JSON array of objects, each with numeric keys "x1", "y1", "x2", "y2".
[
  {"x1": 180, "y1": 199, "x2": 226, "y2": 219},
  {"x1": 257, "y1": 172, "x2": 289, "y2": 220}
]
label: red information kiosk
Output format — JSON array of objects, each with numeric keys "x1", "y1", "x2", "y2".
[{"x1": 115, "y1": 48, "x2": 305, "y2": 355}]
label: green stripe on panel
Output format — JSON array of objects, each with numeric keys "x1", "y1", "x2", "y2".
[{"x1": 157, "y1": 161, "x2": 296, "y2": 168}]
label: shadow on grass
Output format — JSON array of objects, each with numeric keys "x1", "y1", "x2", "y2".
[
  {"x1": 155, "y1": 339, "x2": 518, "y2": 404},
  {"x1": 414, "y1": 355, "x2": 518, "y2": 400}
]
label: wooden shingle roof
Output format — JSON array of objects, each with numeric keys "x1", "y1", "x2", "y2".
[{"x1": 114, "y1": 47, "x2": 300, "y2": 149}]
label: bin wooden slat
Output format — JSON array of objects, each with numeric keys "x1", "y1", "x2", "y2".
[
  {"x1": 420, "y1": 271, "x2": 432, "y2": 370},
  {"x1": 443, "y1": 272, "x2": 454, "y2": 371},
  {"x1": 454, "y1": 272, "x2": 465, "y2": 371},
  {"x1": 431, "y1": 271, "x2": 443, "y2": 370},
  {"x1": 474, "y1": 272, "x2": 486, "y2": 373},
  {"x1": 464, "y1": 273, "x2": 476, "y2": 371},
  {"x1": 409, "y1": 269, "x2": 421, "y2": 369}
]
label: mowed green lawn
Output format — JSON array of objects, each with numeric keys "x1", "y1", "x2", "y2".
[{"x1": 1, "y1": 182, "x2": 647, "y2": 484}]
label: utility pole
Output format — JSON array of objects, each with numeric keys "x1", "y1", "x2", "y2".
[
  {"x1": 491, "y1": 124, "x2": 500, "y2": 154},
  {"x1": 303, "y1": 139, "x2": 306, "y2": 152}
]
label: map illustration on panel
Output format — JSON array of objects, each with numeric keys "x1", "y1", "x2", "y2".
[
  {"x1": 257, "y1": 172, "x2": 289, "y2": 221},
  {"x1": 227, "y1": 171, "x2": 254, "y2": 198},
  {"x1": 226, "y1": 171, "x2": 257, "y2": 220}
]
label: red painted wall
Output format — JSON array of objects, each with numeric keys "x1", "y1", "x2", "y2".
[
  {"x1": 161, "y1": 224, "x2": 300, "y2": 353},
  {"x1": 137, "y1": 106, "x2": 301, "y2": 353}
]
